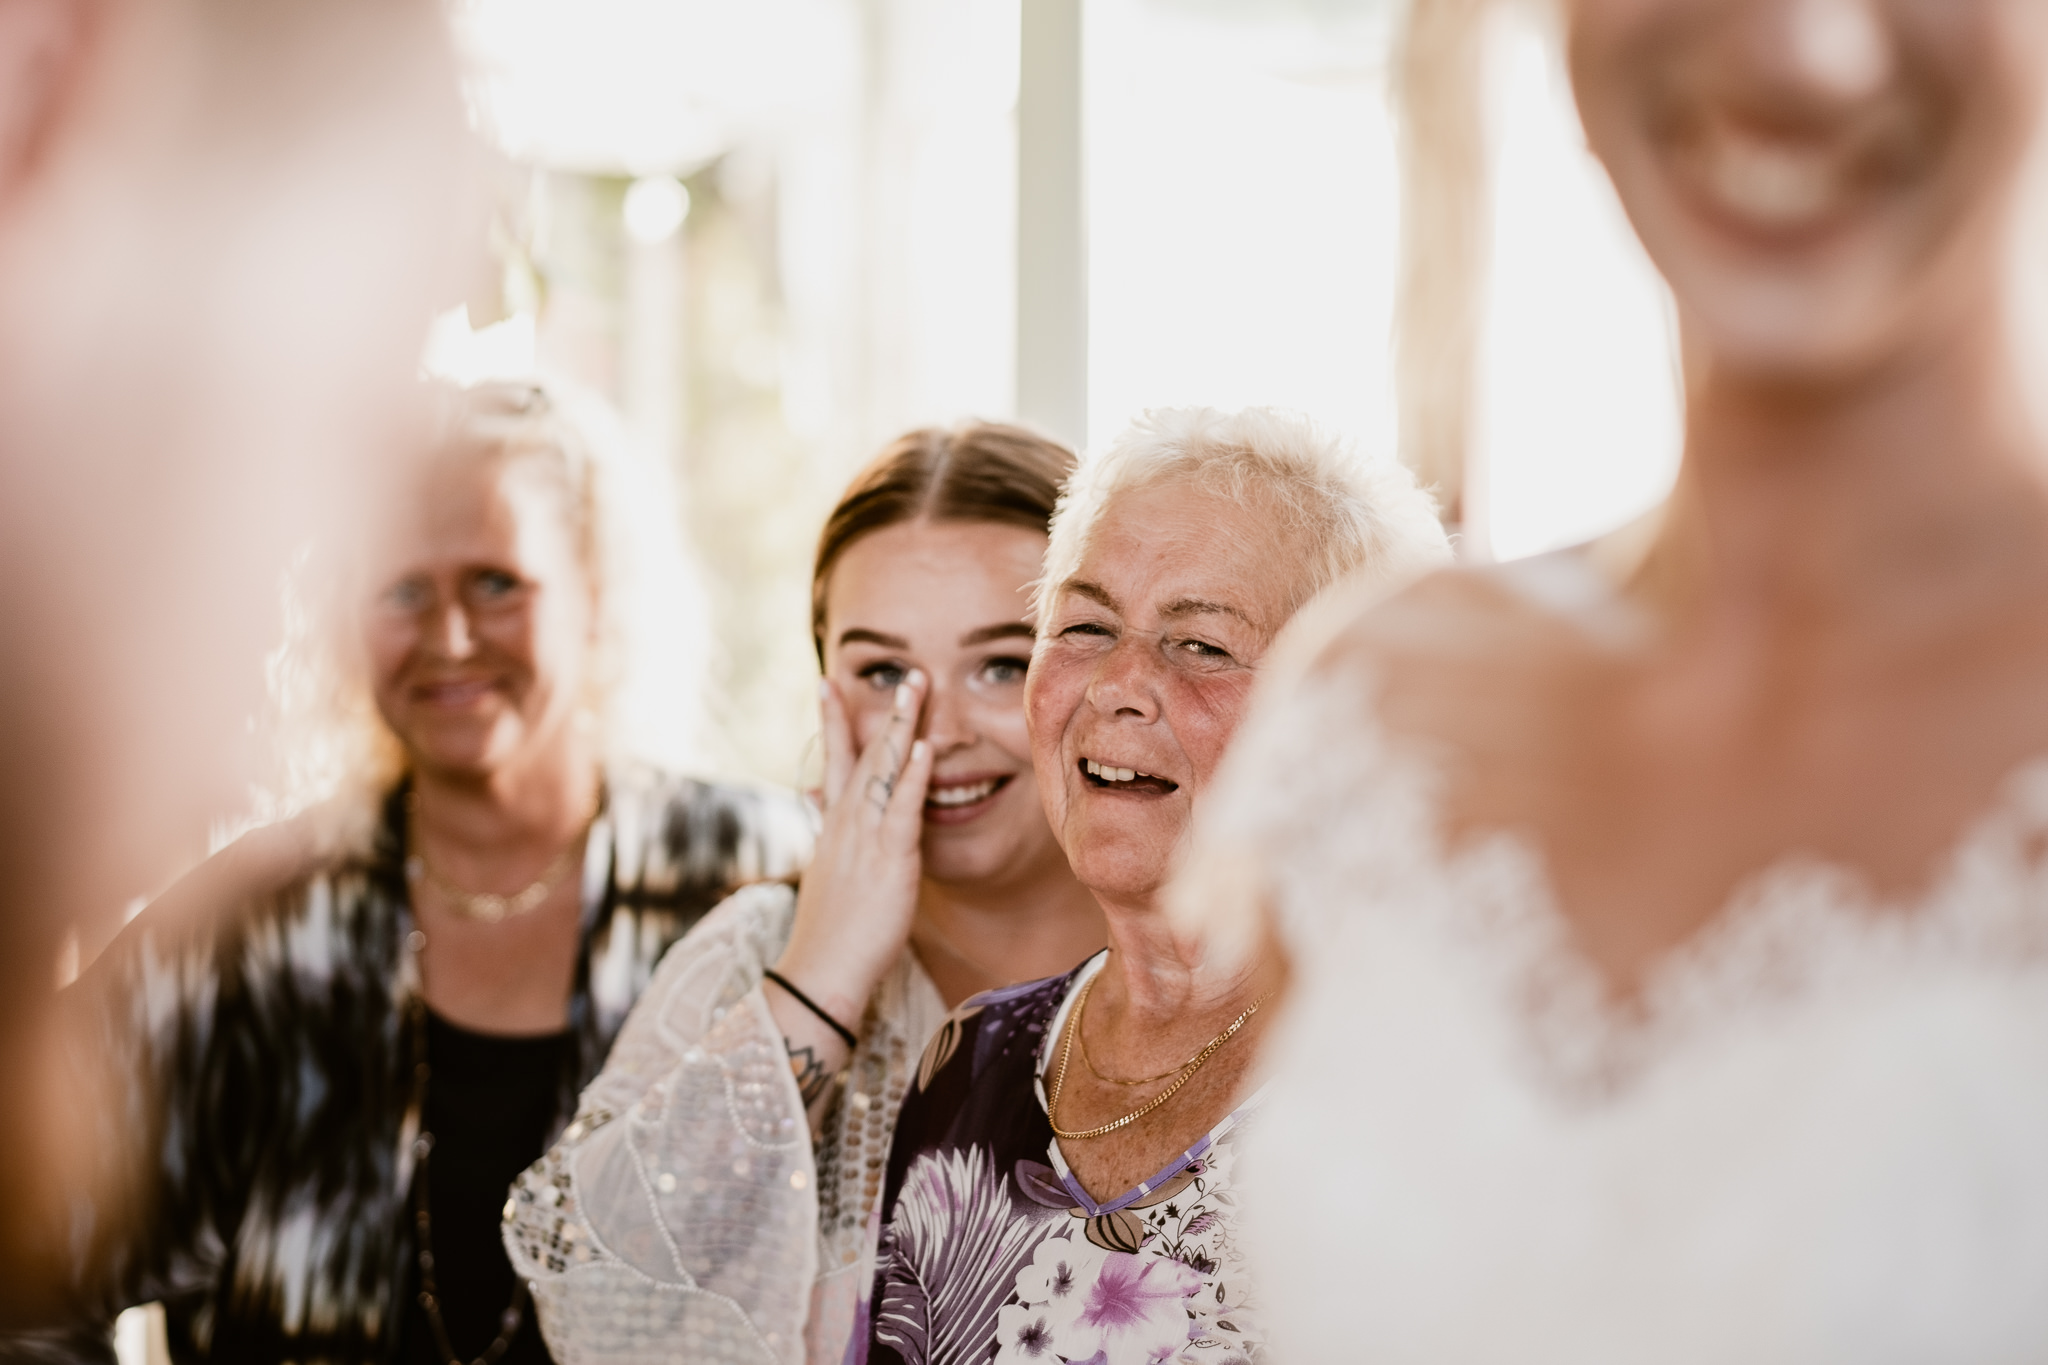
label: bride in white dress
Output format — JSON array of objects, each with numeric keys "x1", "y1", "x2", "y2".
[{"x1": 1191, "y1": 0, "x2": 2048, "y2": 1360}]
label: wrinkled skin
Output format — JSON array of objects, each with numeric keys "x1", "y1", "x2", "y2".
[{"x1": 1023, "y1": 480, "x2": 1305, "y2": 1200}]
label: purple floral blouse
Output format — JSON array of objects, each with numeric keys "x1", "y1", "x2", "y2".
[{"x1": 865, "y1": 953, "x2": 1263, "y2": 1365}]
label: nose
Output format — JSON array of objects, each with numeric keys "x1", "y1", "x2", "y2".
[
  {"x1": 427, "y1": 600, "x2": 475, "y2": 660},
  {"x1": 1749, "y1": 0, "x2": 1894, "y2": 106},
  {"x1": 920, "y1": 676, "x2": 973, "y2": 754},
  {"x1": 1084, "y1": 633, "x2": 1162, "y2": 722}
]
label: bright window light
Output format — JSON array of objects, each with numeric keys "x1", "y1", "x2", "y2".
[
  {"x1": 623, "y1": 175, "x2": 690, "y2": 244},
  {"x1": 1087, "y1": 0, "x2": 1399, "y2": 460},
  {"x1": 1475, "y1": 13, "x2": 1681, "y2": 561}
]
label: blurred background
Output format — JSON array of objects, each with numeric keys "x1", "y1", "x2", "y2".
[
  {"x1": 418, "y1": 0, "x2": 1683, "y2": 799},
  {"x1": 84, "y1": 2, "x2": 1684, "y2": 1356}
]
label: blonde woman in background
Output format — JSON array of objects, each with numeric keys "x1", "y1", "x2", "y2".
[
  {"x1": 506, "y1": 425, "x2": 1109, "y2": 1365},
  {"x1": 14, "y1": 381, "x2": 809, "y2": 1364}
]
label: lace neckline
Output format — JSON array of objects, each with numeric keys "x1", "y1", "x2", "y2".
[
  {"x1": 1462, "y1": 760, "x2": 2048, "y2": 1097},
  {"x1": 1220, "y1": 563, "x2": 2048, "y2": 1103}
]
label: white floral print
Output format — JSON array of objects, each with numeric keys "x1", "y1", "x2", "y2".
[
  {"x1": 870, "y1": 958, "x2": 1264, "y2": 1365},
  {"x1": 993, "y1": 1126, "x2": 1260, "y2": 1365},
  {"x1": 994, "y1": 1230, "x2": 1202, "y2": 1364}
]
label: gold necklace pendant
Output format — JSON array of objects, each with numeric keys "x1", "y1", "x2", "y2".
[
  {"x1": 1046, "y1": 971, "x2": 1273, "y2": 1142},
  {"x1": 405, "y1": 791, "x2": 581, "y2": 923},
  {"x1": 407, "y1": 851, "x2": 571, "y2": 922}
]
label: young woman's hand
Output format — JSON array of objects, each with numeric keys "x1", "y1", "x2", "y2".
[{"x1": 769, "y1": 670, "x2": 932, "y2": 1082}]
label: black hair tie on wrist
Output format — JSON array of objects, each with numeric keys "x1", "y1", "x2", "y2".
[{"x1": 763, "y1": 969, "x2": 859, "y2": 1051}]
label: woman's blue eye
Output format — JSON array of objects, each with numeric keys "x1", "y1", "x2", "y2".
[
  {"x1": 980, "y1": 656, "x2": 1029, "y2": 685},
  {"x1": 857, "y1": 662, "x2": 908, "y2": 690},
  {"x1": 1176, "y1": 638, "x2": 1230, "y2": 660}
]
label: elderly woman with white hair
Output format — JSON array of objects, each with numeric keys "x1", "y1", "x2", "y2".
[
  {"x1": 23, "y1": 381, "x2": 810, "y2": 1364},
  {"x1": 862, "y1": 407, "x2": 1448, "y2": 1365}
]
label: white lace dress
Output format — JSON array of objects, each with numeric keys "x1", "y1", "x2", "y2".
[
  {"x1": 1191, "y1": 566, "x2": 2048, "y2": 1365},
  {"x1": 504, "y1": 882, "x2": 949, "y2": 1365}
]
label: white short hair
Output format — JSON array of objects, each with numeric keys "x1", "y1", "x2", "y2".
[{"x1": 1035, "y1": 406, "x2": 1451, "y2": 623}]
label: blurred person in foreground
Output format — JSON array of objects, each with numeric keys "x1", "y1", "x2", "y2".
[
  {"x1": 0, "y1": 0, "x2": 477, "y2": 1323},
  {"x1": 1188, "y1": 0, "x2": 2048, "y2": 1359},
  {"x1": 506, "y1": 425, "x2": 1109, "y2": 1365},
  {"x1": 864, "y1": 409, "x2": 1449, "y2": 1365},
  {"x1": 12, "y1": 381, "x2": 810, "y2": 1364}
]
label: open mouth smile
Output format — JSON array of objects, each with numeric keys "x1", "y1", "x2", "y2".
[
  {"x1": 1665, "y1": 98, "x2": 1932, "y2": 241},
  {"x1": 924, "y1": 774, "x2": 1012, "y2": 821},
  {"x1": 1081, "y1": 758, "x2": 1179, "y2": 795}
]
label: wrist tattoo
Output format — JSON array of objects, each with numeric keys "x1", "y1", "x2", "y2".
[{"x1": 786, "y1": 1041, "x2": 834, "y2": 1107}]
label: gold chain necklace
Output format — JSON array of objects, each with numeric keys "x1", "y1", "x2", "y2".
[
  {"x1": 1079, "y1": 1014, "x2": 1201, "y2": 1087},
  {"x1": 404, "y1": 791, "x2": 582, "y2": 923},
  {"x1": 1047, "y1": 971, "x2": 1273, "y2": 1141}
]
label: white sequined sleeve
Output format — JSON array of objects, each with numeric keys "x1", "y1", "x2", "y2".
[
  {"x1": 504, "y1": 883, "x2": 818, "y2": 1365},
  {"x1": 505, "y1": 881, "x2": 949, "y2": 1365}
]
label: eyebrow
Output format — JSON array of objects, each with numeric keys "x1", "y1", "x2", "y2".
[
  {"x1": 1059, "y1": 580, "x2": 1120, "y2": 612},
  {"x1": 839, "y1": 621, "x2": 1036, "y2": 653},
  {"x1": 960, "y1": 622, "x2": 1036, "y2": 647},
  {"x1": 1159, "y1": 596, "x2": 1254, "y2": 626},
  {"x1": 837, "y1": 627, "x2": 909, "y2": 650},
  {"x1": 1058, "y1": 582, "x2": 1253, "y2": 628}
]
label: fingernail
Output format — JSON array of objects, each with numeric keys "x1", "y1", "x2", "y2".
[
  {"x1": 818, "y1": 678, "x2": 831, "y2": 700},
  {"x1": 907, "y1": 668, "x2": 924, "y2": 688},
  {"x1": 911, "y1": 739, "x2": 929, "y2": 761},
  {"x1": 895, "y1": 682, "x2": 912, "y2": 709}
]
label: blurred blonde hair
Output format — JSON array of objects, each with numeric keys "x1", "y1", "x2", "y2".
[
  {"x1": 1035, "y1": 406, "x2": 1451, "y2": 624},
  {"x1": 255, "y1": 379, "x2": 711, "y2": 852},
  {"x1": 1394, "y1": 0, "x2": 1550, "y2": 531}
]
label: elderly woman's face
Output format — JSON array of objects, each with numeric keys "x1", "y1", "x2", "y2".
[
  {"x1": 1569, "y1": 0, "x2": 2048, "y2": 376},
  {"x1": 364, "y1": 456, "x2": 594, "y2": 781},
  {"x1": 1026, "y1": 482, "x2": 1303, "y2": 910}
]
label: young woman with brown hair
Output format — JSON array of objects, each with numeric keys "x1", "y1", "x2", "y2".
[{"x1": 507, "y1": 423, "x2": 1107, "y2": 1365}]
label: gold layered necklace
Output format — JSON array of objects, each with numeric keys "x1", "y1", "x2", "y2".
[
  {"x1": 1046, "y1": 970, "x2": 1273, "y2": 1142},
  {"x1": 404, "y1": 791, "x2": 583, "y2": 923},
  {"x1": 1081, "y1": 1019, "x2": 1201, "y2": 1088}
]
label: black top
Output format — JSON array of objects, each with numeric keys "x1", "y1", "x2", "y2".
[
  {"x1": 399, "y1": 1011, "x2": 576, "y2": 1365},
  {"x1": 10, "y1": 764, "x2": 810, "y2": 1363}
]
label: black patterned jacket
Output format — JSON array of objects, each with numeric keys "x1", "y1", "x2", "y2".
[{"x1": 13, "y1": 766, "x2": 810, "y2": 1364}]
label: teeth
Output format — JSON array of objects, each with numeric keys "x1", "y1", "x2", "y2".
[
  {"x1": 1702, "y1": 133, "x2": 1841, "y2": 227},
  {"x1": 1084, "y1": 759, "x2": 1153, "y2": 783},
  {"x1": 927, "y1": 778, "x2": 999, "y2": 807}
]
